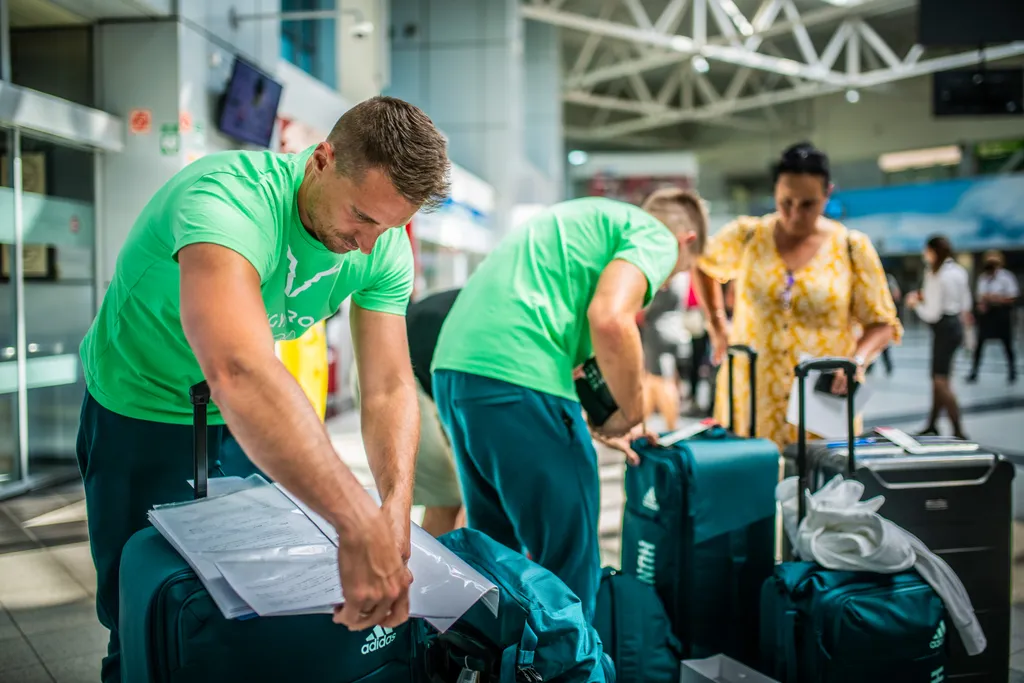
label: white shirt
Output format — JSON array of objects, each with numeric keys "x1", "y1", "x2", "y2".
[
  {"x1": 915, "y1": 259, "x2": 971, "y2": 324},
  {"x1": 778, "y1": 475, "x2": 987, "y2": 656},
  {"x1": 976, "y1": 268, "x2": 1020, "y2": 300}
]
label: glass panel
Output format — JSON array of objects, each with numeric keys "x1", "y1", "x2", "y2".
[
  {"x1": 0, "y1": 128, "x2": 18, "y2": 485},
  {"x1": 20, "y1": 134, "x2": 94, "y2": 479}
]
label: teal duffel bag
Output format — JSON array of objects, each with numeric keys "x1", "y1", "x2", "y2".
[
  {"x1": 760, "y1": 561, "x2": 949, "y2": 683},
  {"x1": 592, "y1": 567, "x2": 681, "y2": 683},
  {"x1": 119, "y1": 527, "x2": 417, "y2": 682},
  {"x1": 419, "y1": 528, "x2": 612, "y2": 683}
]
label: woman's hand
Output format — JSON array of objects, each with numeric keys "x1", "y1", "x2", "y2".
[
  {"x1": 830, "y1": 363, "x2": 866, "y2": 396},
  {"x1": 905, "y1": 291, "x2": 921, "y2": 308}
]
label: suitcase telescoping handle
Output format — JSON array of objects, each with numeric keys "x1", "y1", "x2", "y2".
[
  {"x1": 189, "y1": 381, "x2": 211, "y2": 500},
  {"x1": 794, "y1": 357, "x2": 858, "y2": 521},
  {"x1": 726, "y1": 344, "x2": 758, "y2": 438}
]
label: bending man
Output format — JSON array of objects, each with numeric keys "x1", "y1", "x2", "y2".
[
  {"x1": 77, "y1": 96, "x2": 450, "y2": 683},
  {"x1": 430, "y1": 190, "x2": 708, "y2": 619}
]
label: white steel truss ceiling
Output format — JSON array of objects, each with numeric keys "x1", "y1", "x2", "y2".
[{"x1": 522, "y1": 0, "x2": 1024, "y2": 144}]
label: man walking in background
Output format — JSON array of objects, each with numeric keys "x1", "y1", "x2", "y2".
[
  {"x1": 431, "y1": 189, "x2": 708, "y2": 620},
  {"x1": 77, "y1": 96, "x2": 450, "y2": 682}
]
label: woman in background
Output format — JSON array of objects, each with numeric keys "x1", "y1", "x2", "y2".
[
  {"x1": 967, "y1": 249, "x2": 1018, "y2": 385},
  {"x1": 905, "y1": 235, "x2": 973, "y2": 439},
  {"x1": 693, "y1": 142, "x2": 902, "y2": 448}
]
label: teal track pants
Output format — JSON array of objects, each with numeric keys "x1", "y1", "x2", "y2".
[{"x1": 432, "y1": 370, "x2": 601, "y2": 621}]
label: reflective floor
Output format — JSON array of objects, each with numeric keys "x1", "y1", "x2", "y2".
[{"x1": 0, "y1": 327, "x2": 1021, "y2": 682}]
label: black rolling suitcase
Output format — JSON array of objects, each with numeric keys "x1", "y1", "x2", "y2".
[{"x1": 781, "y1": 360, "x2": 1014, "y2": 682}]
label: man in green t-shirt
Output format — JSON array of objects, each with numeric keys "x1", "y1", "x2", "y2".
[
  {"x1": 77, "y1": 96, "x2": 449, "y2": 683},
  {"x1": 431, "y1": 189, "x2": 708, "y2": 620}
]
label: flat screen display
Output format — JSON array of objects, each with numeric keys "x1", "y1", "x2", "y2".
[{"x1": 217, "y1": 58, "x2": 284, "y2": 148}]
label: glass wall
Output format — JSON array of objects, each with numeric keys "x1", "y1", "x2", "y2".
[
  {"x1": 0, "y1": 127, "x2": 17, "y2": 485},
  {"x1": 20, "y1": 134, "x2": 95, "y2": 476}
]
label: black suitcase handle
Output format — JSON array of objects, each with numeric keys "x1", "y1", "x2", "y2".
[
  {"x1": 794, "y1": 357, "x2": 858, "y2": 521},
  {"x1": 726, "y1": 344, "x2": 758, "y2": 438},
  {"x1": 189, "y1": 381, "x2": 211, "y2": 500}
]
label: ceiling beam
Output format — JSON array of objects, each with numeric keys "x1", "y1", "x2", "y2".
[
  {"x1": 564, "y1": 90, "x2": 777, "y2": 133},
  {"x1": 522, "y1": 2, "x2": 846, "y2": 83},
  {"x1": 552, "y1": 0, "x2": 916, "y2": 90},
  {"x1": 575, "y1": 41, "x2": 1024, "y2": 139}
]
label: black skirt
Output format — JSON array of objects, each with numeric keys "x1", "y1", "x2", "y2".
[{"x1": 930, "y1": 314, "x2": 963, "y2": 377}]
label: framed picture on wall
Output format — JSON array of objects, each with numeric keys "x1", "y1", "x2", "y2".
[
  {"x1": 0, "y1": 244, "x2": 57, "y2": 281},
  {"x1": 0, "y1": 152, "x2": 47, "y2": 194}
]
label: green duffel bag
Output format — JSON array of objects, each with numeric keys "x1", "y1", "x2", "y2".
[{"x1": 760, "y1": 561, "x2": 950, "y2": 683}]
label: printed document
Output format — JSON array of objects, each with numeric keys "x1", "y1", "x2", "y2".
[{"x1": 150, "y1": 479, "x2": 497, "y2": 631}]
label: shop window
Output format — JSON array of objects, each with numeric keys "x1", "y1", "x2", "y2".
[{"x1": 281, "y1": 0, "x2": 337, "y2": 89}]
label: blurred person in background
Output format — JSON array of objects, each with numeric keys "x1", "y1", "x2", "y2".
[
  {"x1": 967, "y1": 249, "x2": 1019, "y2": 385},
  {"x1": 905, "y1": 235, "x2": 973, "y2": 438},
  {"x1": 683, "y1": 277, "x2": 713, "y2": 416},
  {"x1": 640, "y1": 274, "x2": 686, "y2": 429},
  {"x1": 692, "y1": 142, "x2": 901, "y2": 448},
  {"x1": 431, "y1": 190, "x2": 708, "y2": 621},
  {"x1": 351, "y1": 288, "x2": 466, "y2": 537}
]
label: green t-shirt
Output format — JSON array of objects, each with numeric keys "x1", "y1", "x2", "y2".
[
  {"x1": 431, "y1": 196, "x2": 679, "y2": 401},
  {"x1": 80, "y1": 147, "x2": 414, "y2": 424}
]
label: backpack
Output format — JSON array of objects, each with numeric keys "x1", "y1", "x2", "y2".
[
  {"x1": 419, "y1": 528, "x2": 611, "y2": 683},
  {"x1": 592, "y1": 567, "x2": 682, "y2": 683}
]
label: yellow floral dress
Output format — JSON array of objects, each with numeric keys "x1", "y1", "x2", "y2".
[{"x1": 698, "y1": 214, "x2": 903, "y2": 449}]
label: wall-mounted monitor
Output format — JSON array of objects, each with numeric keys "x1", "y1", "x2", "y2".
[{"x1": 217, "y1": 57, "x2": 284, "y2": 148}]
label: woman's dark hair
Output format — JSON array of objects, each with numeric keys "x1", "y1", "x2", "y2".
[
  {"x1": 772, "y1": 142, "x2": 831, "y2": 188},
  {"x1": 925, "y1": 234, "x2": 954, "y2": 273}
]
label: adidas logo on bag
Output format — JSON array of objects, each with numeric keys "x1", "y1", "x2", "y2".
[
  {"x1": 642, "y1": 486, "x2": 660, "y2": 512},
  {"x1": 930, "y1": 620, "x2": 946, "y2": 650},
  {"x1": 362, "y1": 625, "x2": 396, "y2": 655}
]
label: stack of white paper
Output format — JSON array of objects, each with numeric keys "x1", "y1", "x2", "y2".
[{"x1": 148, "y1": 477, "x2": 498, "y2": 632}]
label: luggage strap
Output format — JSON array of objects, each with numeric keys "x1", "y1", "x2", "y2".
[
  {"x1": 500, "y1": 623, "x2": 540, "y2": 683},
  {"x1": 782, "y1": 609, "x2": 799, "y2": 683}
]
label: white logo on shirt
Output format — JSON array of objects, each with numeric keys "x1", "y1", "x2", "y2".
[{"x1": 269, "y1": 246, "x2": 341, "y2": 340}]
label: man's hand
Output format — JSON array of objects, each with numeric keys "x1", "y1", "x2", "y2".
[
  {"x1": 333, "y1": 505, "x2": 413, "y2": 631},
  {"x1": 593, "y1": 422, "x2": 658, "y2": 466}
]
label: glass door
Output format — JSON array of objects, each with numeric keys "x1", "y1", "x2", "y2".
[
  {"x1": 0, "y1": 127, "x2": 18, "y2": 484},
  {"x1": 21, "y1": 133, "x2": 95, "y2": 477}
]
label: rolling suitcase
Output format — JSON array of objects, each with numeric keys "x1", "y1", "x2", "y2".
[
  {"x1": 781, "y1": 360, "x2": 1013, "y2": 682},
  {"x1": 761, "y1": 357, "x2": 950, "y2": 683},
  {"x1": 118, "y1": 381, "x2": 417, "y2": 682},
  {"x1": 621, "y1": 344, "x2": 780, "y2": 666}
]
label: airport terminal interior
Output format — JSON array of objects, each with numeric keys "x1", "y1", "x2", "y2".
[{"x1": 0, "y1": 0, "x2": 1023, "y2": 681}]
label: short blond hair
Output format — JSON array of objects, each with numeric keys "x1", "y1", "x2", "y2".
[{"x1": 641, "y1": 187, "x2": 709, "y2": 253}]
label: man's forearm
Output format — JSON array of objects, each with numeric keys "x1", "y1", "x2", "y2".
[
  {"x1": 590, "y1": 317, "x2": 645, "y2": 425},
  {"x1": 209, "y1": 359, "x2": 373, "y2": 538},
  {"x1": 360, "y1": 380, "x2": 419, "y2": 507}
]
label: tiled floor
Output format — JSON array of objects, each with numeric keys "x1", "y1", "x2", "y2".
[{"x1": 0, "y1": 327, "x2": 1021, "y2": 682}]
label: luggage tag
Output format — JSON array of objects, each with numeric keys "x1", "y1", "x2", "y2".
[{"x1": 656, "y1": 418, "x2": 720, "y2": 447}]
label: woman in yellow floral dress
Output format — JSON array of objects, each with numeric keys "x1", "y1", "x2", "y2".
[{"x1": 693, "y1": 143, "x2": 902, "y2": 448}]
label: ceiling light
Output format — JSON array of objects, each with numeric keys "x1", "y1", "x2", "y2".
[
  {"x1": 845, "y1": 89, "x2": 860, "y2": 103},
  {"x1": 692, "y1": 56, "x2": 710, "y2": 73},
  {"x1": 878, "y1": 145, "x2": 962, "y2": 173},
  {"x1": 568, "y1": 150, "x2": 589, "y2": 166}
]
